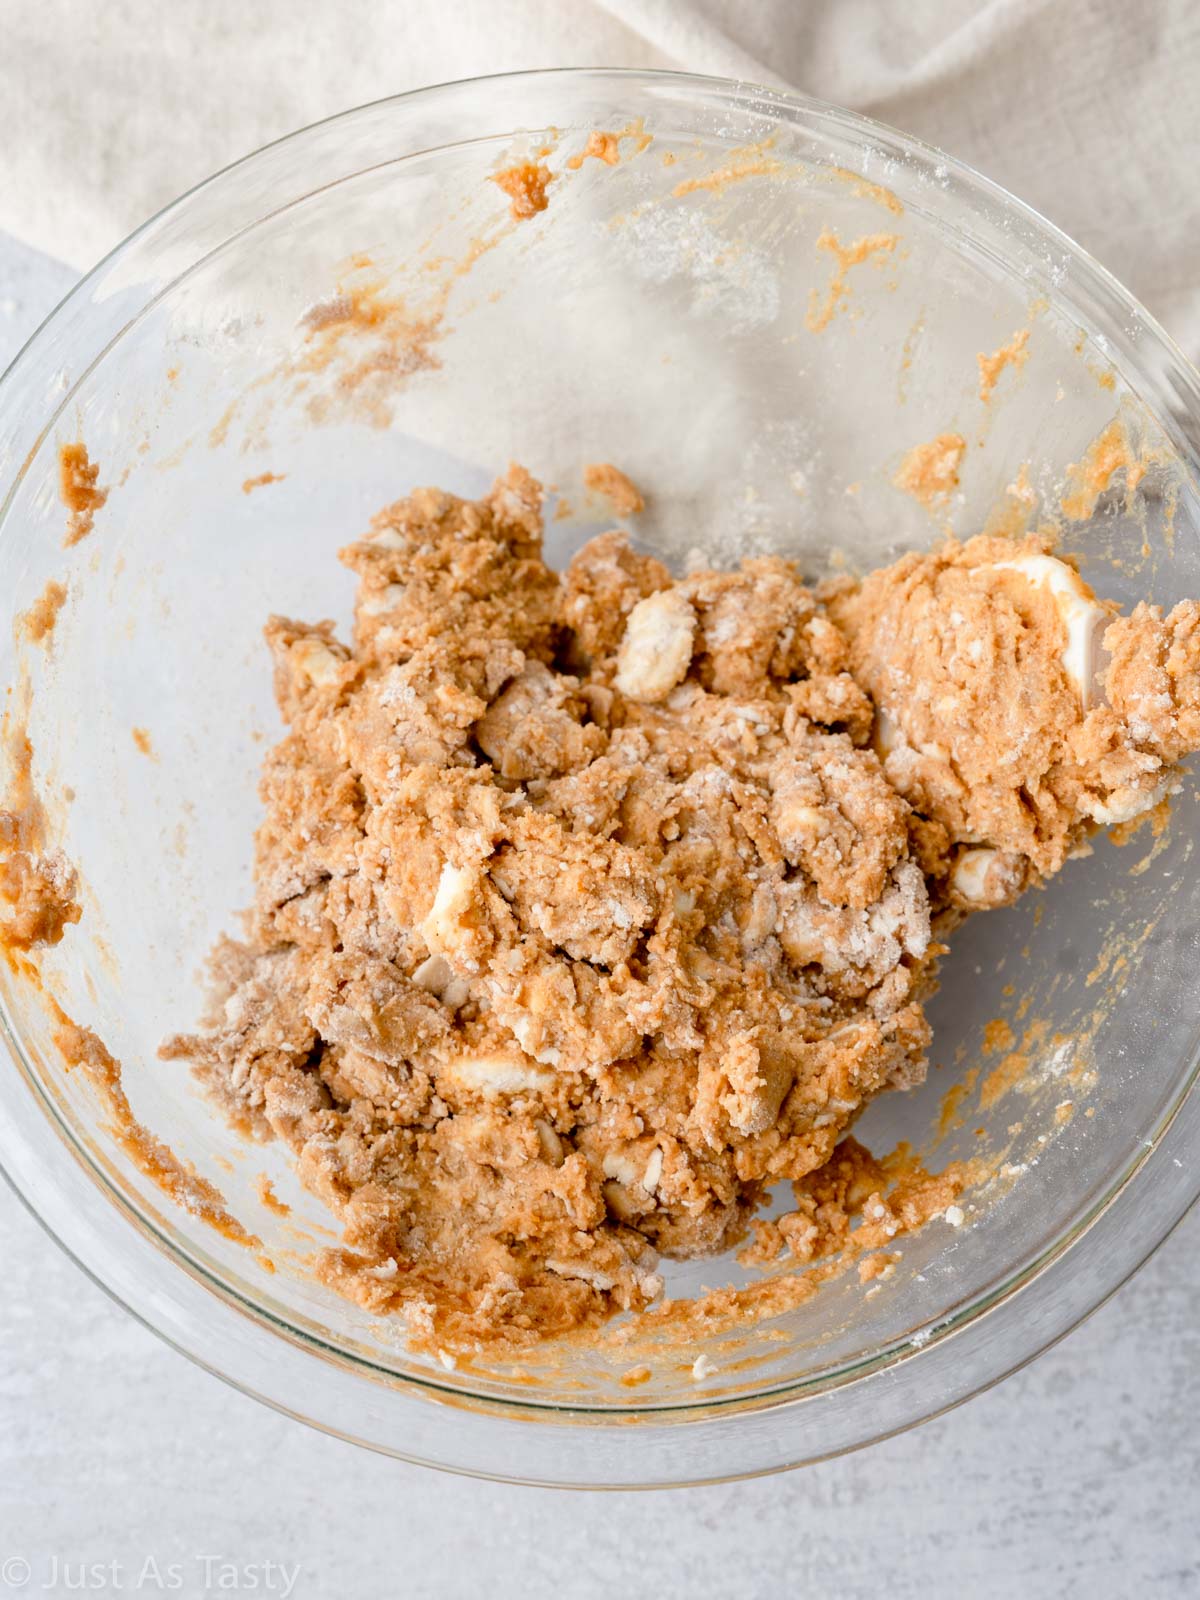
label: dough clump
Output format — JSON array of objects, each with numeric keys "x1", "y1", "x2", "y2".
[{"x1": 162, "y1": 469, "x2": 1200, "y2": 1348}]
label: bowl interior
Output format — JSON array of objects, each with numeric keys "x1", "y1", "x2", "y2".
[{"x1": 3, "y1": 74, "x2": 1200, "y2": 1424}]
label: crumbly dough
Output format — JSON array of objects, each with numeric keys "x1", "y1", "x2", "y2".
[
  {"x1": 828, "y1": 531, "x2": 1200, "y2": 908},
  {"x1": 583, "y1": 462, "x2": 645, "y2": 517},
  {"x1": 161, "y1": 468, "x2": 1200, "y2": 1351},
  {"x1": 58, "y1": 442, "x2": 107, "y2": 547},
  {"x1": 162, "y1": 467, "x2": 933, "y2": 1347},
  {"x1": 491, "y1": 162, "x2": 554, "y2": 221},
  {"x1": 894, "y1": 433, "x2": 967, "y2": 508},
  {"x1": 20, "y1": 579, "x2": 68, "y2": 646}
]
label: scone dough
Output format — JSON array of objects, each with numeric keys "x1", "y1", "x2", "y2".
[
  {"x1": 829, "y1": 532, "x2": 1200, "y2": 908},
  {"x1": 163, "y1": 472, "x2": 1200, "y2": 1348},
  {"x1": 164, "y1": 468, "x2": 932, "y2": 1345}
]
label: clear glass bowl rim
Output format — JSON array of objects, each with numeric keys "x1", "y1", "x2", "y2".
[{"x1": 1, "y1": 66, "x2": 1199, "y2": 1488}]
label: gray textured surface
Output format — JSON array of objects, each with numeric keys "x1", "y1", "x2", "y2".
[{"x1": 1, "y1": 232, "x2": 1198, "y2": 1599}]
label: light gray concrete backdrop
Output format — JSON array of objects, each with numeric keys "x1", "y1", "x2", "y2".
[{"x1": 1, "y1": 232, "x2": 1198, "y2": 1600}]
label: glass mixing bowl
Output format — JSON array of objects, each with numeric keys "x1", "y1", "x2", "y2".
[{"x1": 2, "y1": 70, "x2": 1200, "y2": 1487}]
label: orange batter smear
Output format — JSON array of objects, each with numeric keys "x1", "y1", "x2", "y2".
[
  {"x1": 242, "y1": 472, "x2": 286, "y2": 495},
  {"x1": 1060, "y1": 418, "x2": 1147, "y2": 521},
  {"x1": 289, "y1": 281, "x2": 443, "y2": 426},
  {"x1": 1125, "y1": 797, "x2": 1175, "y2": 879},
  {"x1": 300, "y1": 281, "x2": 439, "y2": 345},
  {"x1": 672, "y1": 139, "x2": 783, "y2": 198},
  {"x1": 59, "y1": 442, "x2": 108, "y2": 547},
  {"x1": 0, "y1": 715, "x2": 81, "y2": 957},
  {"x1": 979, "y1": 1049, "x2": 1030, "y2": 1113},
  {"x1": 937, "y1": 1068, "x2": 978, "y2": 1139},
  {"x1": 637, "y1": 1140, "x2": 973, "y2": 1345},
  {"x1": 131, "y1": 727, "x2": 155, "y2": 759},
  {"x1": 806, "y1": 229, "x2": 900, "y2": 334},
  {"x1": 19, "y1": 580, "x2": 67, "y2": 646},
  {"x1": 255, "y1": 1173, "x2": 291, "y2": 1217},
  {"x1": 893, "y1": 432, "x2": 967, "y2": 507},
  {"x1": 830, "y1": 166, "x2": 904, "y2": 216},
  {"x1": 568, "y1": 131, "x2": 622, "y2": 170},
  {"x1": 210, "y1": 173, "x2": 546, "y2": 448},
  {"x1": 51, "y1": 999, "x2": 259, "y2": 1249},
  {"x1": 491, "y1": 161, "x2": 555, "y2": 222},
  {"x1": 567, "y1": 120, "x2": 653, "y2": 171},
  {"x1": 582, "y1": 461, "x2": 645, "y2": 516},
  {"x1": 979, "y1": 1017, "x2": 1053, "y2": 1109},
  {"x1": 978, "y1": 327, "x2": 1030, "y2": 403},
  {"x1": 1, "y1": 693, "x2": 256, "y2": 1251},
  {"x1": 982, "y1": 1017, "x2": 1016, "y2": 1057}
]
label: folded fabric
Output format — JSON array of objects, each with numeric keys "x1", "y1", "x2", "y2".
[{"x1": 6, "y1": 0, "x2": 1200, "y2": 355}]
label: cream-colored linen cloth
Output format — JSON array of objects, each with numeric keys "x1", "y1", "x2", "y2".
[{"x1": 7, "y1": 0, "x2": 1200, "y2": 355}]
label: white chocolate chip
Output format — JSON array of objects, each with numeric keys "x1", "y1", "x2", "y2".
[
  {"x1": 602, "y1": 1150, "x2": 641, "y2": 1188},
  {"x1": 615, "y1": 589, "x2": 696, "y2": 703},
  {"x1": 412, "y1": 953, "x2": 453, "y2": 992},
  {"x1": 602, "y1": 1179, "x2": 642, "y2": 1223},
  {"x1": 944, "y1": 1204, "x2": 965, "y2": 1227},
  {"x1": 413, "y1": 952, "x2": 470, "y2": 1011},
  {"x1": 949, "y1": 847, "x2": 1024, "y2": 907},
  {"x1": 872, "y1": 706, "x2": 905, "y2": 759},
  {"x1": 289, "y1": 636, "x2": 343, "y2": 689},
  {"x1": 642, "y1": 1147, "x2": 664, "y2": 1194},
  {"x1": 441, "y1": 977, "x2": 471, "y2": 1010},
  {"x1": 951, "y1": 849, "x2": 996, "y2": 904},
  {"x1": 535, "y1": 1119, "x2": 565, "y2": 1167},
  {"x1": 545, "y1": 1259, "x2": 616, "y2": 1292},
  {"x1": 442, "y1": 1051, "x2": 556, "y2": 1098},
  {"x1": 359, "y1": 582, "x2": 407, "y2": 616},
  {"x1": 991, "y1": 553, "x2": 1109, "y2": 707},
  {"x1": 420, "y1": 863, "x2": 479, "y2": 959},
  {"x1": 1081, "y1": 773, "x2": 1174, "y2": 826}
]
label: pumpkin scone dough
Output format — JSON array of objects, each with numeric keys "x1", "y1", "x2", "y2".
[
  {"x1": 163, "y1": 468, "x2": 1200, "y2": 1351},
  {"x1": 828, "y1": 533, "x2": 1200, "y2": 913},
  {"x1": 163, "y1": 467, "x2": 935, "y2": 1348}
]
